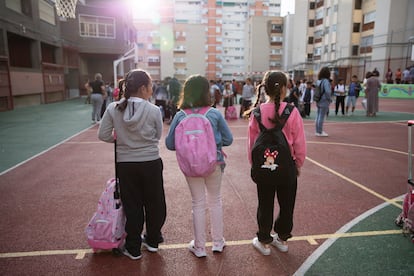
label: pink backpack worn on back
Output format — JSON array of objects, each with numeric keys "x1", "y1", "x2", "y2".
[{"x1": 175, "y1": 107, "x2": 217, "y2": 177}]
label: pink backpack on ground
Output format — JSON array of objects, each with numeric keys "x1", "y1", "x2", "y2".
[
  {"x1": 225, "y1": 106, "x2": 238, "y2": 120},
  {"x1": 85, "y1": 140, "x2": 126, "y2": 251},
  {"x1": 85, "y1": 178, "x2": 126, "y2": 251},
  {"x1": 175, "y1": 107, "x2": 217, "y2": 177},
  {"x1": 395, "y1": 120, "x2": 414, "y2": 242},
  {"x1": 395, "y1": 189, "x2": 414, "y2": 242}
]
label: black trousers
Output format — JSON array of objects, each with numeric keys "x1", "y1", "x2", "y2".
[
  {"x1": 255, "y1": 166, "x2": 297, "y2": 243},
  {"x1": 335, "y1": 95, "x2": 345, "y2": 115},
  {"x1": 118, "y1": 158, "x2": 166, "y2": 251},
  {"x1": 304, "y1": 102, "x2": 311, "y2": 116}
]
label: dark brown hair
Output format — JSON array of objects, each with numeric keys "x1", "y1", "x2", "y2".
[
  {"x1": 318, "y1": 67, "x2": 330, "y2": 80},
  {"x1": 117, "y1": 69, "x2": 151, "y2": 112},
  {"x1": 178, "y1": 75, "x2": 211, "y2": 109},
  {"x1": 246, "y1": 70, "x2": 287, "y2": 124}
]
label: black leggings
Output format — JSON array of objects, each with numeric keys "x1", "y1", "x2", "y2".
[
  {"x1": 118, "y1": 158, "x2": 166, "y2": 251},
  {"x1": 255, "y1": 167, "x2": 297, "y2": 243}
]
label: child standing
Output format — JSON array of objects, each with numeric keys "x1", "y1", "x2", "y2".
[
  {"x1": 166, "y1": 75, "x2": 233, "y2": 258},
  {"x1": 222, "y1": 82, "x2": 234, "y2": 116},
  {"x1": 98, "y1": 69, "x2": 166, "y2": 260},
  {"x1": 334, "y1": 79, "x2": 346, "y2": 116},
  {"x1": 247, "y1": 71, "x2": 306, "y2": 255},
  {"x1": 346, "y1": 75, "x2": 361, "y2": 116},
  {"x1": 302, "y1": 81, "x2": 313, "y2": 117}
]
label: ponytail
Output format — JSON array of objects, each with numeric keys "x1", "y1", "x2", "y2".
[
  {"x1": 116, "y1": 69, "x2": 150, "y2": 112},
  {"x1": 270, "y1": 82, "x2": 282, "y2": 125},
  {"x1": 243, "y1": 83, "x2": 264, "y2": 119}
]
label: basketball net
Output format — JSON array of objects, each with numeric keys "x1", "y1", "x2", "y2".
[{"x1": 55, "y1": 0, "x2": 78, "y2": 19}]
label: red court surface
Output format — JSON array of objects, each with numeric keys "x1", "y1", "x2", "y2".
[{"x1": 0, "y1": 98, "x2": 413, "y2": 275}]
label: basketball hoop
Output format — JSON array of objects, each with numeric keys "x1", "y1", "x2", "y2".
[{"x1": 55, "y1": 0, "x2": 78, "y2": 19}]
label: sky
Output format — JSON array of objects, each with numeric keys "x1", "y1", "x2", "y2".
[{"x1": 281, "y1": 0, "x2": 295, "y2": 16}]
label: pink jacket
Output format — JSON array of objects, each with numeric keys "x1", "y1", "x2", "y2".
[{"x1": 247, "y1": 102, "x2": 306, "y2": 168}]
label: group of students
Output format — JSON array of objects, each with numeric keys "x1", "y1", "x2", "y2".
[{"x1": 97, "y1": 68, "x2": 307, "y2": 260}]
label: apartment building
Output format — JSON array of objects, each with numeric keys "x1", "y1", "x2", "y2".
[
  {"x1": 0, "y1": 0, "x2": 136, "y2": 110},
  {"x1": 286, "y1": 0, "x2": 414, "y2": 82},
  {"x1": 134, "y1": 0, "x2": 283, "y2": 82}
]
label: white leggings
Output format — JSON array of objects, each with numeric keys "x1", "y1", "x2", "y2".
[{"x1": 185, "y1": 166, "x2": 223, "y2": 250}]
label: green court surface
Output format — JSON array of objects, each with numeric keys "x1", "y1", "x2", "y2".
[
  {"x1": 0, "y1": 98, "x2": 92, "y2": 173},
  {"x1": 304, "y1": 203, "x2": 414, "y2": 275}
]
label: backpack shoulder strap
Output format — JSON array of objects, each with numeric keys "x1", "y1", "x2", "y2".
[
  {"x1": 279, "y1": 104, "x2": 293, "y2": 129},
  {"x1": 252, "y1": 106, "x2": 266, "y2": 132},
  {"x1": 253, "y1": 104, "x2": 293, "y2": 131}
]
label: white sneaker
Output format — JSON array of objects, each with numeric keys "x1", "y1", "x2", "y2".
[
  {"x1": 271, "y1": 234, "x2": 288, "y2": 252},
  {"x1": 188, "y1": 240, "x2": 207, "y2": 258},
  {"x1": 212, "y1": 239, "x2": 226, "y2": 253},
  {"x1": 252, "y1": 237, "x2": 271, "y2": 255},
  {"x1": 320, "y1": 131, "x2": 329, "y2": 137}
]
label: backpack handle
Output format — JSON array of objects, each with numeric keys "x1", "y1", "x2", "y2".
[{"x1": 114, "y1": 139, "x2": 121, "y2": 207}]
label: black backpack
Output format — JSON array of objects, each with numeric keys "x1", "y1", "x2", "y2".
[
  {"x1": 313, "y1": 80, "x2": 325, "y2": 103},
  {"x1": 251, "y1": 104, "x2": 295, "y2": 183}
]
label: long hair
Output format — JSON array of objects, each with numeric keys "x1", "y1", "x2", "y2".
[
  {"x1": 178, "y1": 74, "x2": 210, "y2": 109},
  {"x1": 117, "y1": 69, "x2": 151, "y2": 112},
  {"x1": 318, "y1": 67, "x2": 330, "y2": 80},
  {"x1": 244, "y1": 71, "x2": 287, "y2": 124},
  {"x1": 262, "y1": 71, "x2": 288, "y2": 124}
]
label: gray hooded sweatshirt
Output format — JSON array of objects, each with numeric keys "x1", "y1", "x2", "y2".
[{"x1": 98, "y1": 97, "x2": 163, "y2": 162}]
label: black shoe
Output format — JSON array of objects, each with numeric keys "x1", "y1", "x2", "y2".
[{"x1": 122, "y1": 247, "x2": 142, "y2": 260}]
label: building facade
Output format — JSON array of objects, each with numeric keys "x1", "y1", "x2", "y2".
[
  {"x1": 134, "y1": 0, "x2": 283, "y2": 82},
  {"x1": 0, "y1": 0, "x2": 136, "y2": 110},
  {"x1": 286, "y1": 0, "x2": 414, "y2": 83}
]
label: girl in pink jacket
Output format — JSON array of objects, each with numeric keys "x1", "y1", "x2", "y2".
[{"x1": 247, "y1": 71, "x2": 306, "y2": 255}]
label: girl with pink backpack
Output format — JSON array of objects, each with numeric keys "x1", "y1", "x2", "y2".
[{"x1": 165, "y1": 75, "x2": 233, "y2": 257}]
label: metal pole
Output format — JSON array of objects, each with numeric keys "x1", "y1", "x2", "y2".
[{"x1": 409, "y1": 121, "x2": 413, "y2": 185}]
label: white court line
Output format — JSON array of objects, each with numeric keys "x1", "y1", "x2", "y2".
[{"x1": 0, "y1": 126, "x2": 95, "y2": 176}]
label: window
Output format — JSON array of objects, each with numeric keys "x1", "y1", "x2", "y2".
[
  {"x1": 8, "y1": 32, "x2": 33, "y2": 68},
  {"x1": 361, "y1": 35, "x2": 373, "y2": 47},
  {"x1": 355, "y1": 0, "x2": 362, "y2": 9},
  {"x1": 271, "y1": 36, "x2": 283, "y2": 42},
  {"x1": 309, "y1": 20, "x2": 315, "y2": 27},
  {"x1": 314, "y1": 30, "x2": 324, "y2": 39},
  {"x1": 310, "y1": 2, "x2": 315, "y2": 9},
  {"x1": 353, "y1": 23, "x2": 360, "y2": 32},
  {"x1": 39, "y1": 0, "x2": 55, "y2": 25},
  {"x1": 148, "y1": 56, "x2": 160, "y2": 62},
  {"x1": 6, "y1": 0, "x2": 32, "y2": 17},
  {"x1": 316, "y1": 10, "x2": 324, "y2": 20},
  {"x1": 363, "y1": 11, "x2": 375, "y2": 24},
  {"x1": 352, "y1": 45, "x2": 359, "y2": 56},
  {"x1": 308, "y1": 36, "x2": 314, "y2": 44},
  {"x1": 79, "y1": 15, "x2": 115, "y2": 39},
  {"x1": 314, "y1": 47, "x2": 321, "y2": 56},
  {"x1": 41, "y1": 43, "x2": 57, "y2": 63},
  {"x1": 271, "y1": 24, "x2": 283, "y2": 32}
]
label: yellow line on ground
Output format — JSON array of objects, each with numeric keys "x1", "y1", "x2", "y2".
[
  {"x1": 0, "y1": 230, "x2": 402, "y2": 260},
  {"x1": 306, "y1": 156, "x2": 403, "y2": 209}
]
